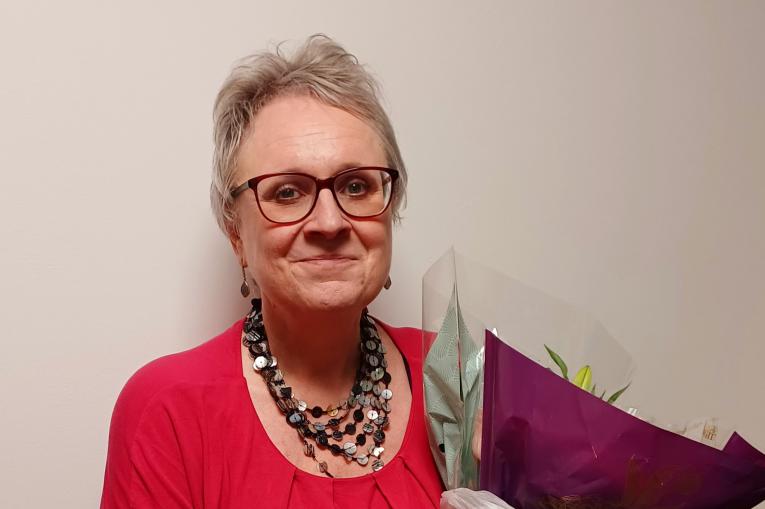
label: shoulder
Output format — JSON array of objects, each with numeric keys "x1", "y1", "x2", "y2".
[
  {"x1": 101, "y1": 319, "x2": 245, "y2": 506},
  {"x1": 106, "y1": 318, "x2": 244, "y2": 451},
  {"x1": 121, "y1": 319, "x2": 241, "y2": 402}
]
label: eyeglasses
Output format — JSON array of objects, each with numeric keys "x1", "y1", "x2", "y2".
[{"x1": 231, "y1": 167, "x2": 399, "y2": 224}]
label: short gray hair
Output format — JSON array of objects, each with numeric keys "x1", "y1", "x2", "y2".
[{"x1": 210, "y1": 34, "x2": 407, "y2": 235}]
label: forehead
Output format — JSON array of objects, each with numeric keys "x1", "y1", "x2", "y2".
[{"x1": 237, "y1": 94, "x2": 386, "y2": 179}]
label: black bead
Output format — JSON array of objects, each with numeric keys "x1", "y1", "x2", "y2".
[
  {"x1": 317, "y1": 434, "x2": 329, "y2": 447},
  {"x1": 356, "y1": 433, "x2": 366, "y2": 446},
  {"x1": 327, "y1": 418, "x2": 340, "y2": 428},
  {"x1": 351, "y1": 383, "x2": 362, "y2": 395},
  {"x1": 382, "y1": 371, "x2": 392, "y2": 385},
  {"x1": 311, "y1": 406, "x2": 324, "y2": 419},
  {"x1": 373, "y1": 430, "x2": 385, "y2": 444},
  {"x1": 279, "y1": 386, "x2": 292, "y2": 399},
  {"x1": 330, "y1": 444, "x2": 342, "y2": 455},
  {"x1": 353, "y1": 409, "x2": 364, "y2": 422},
  {"x1": 332, "y1": 430, "x2": 343, "y2": 441},
  {"x1": 344, "y1": 423, "x2": 356, "y2": 435}
]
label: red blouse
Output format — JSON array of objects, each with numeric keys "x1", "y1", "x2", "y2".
[{"x1": 100, "y1": 318, "x2": 444, "y2": 508}]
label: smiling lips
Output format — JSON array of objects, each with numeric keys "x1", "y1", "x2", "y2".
[
  {"x1": 295, "y1": 256, "x2": 357, "y2": 273},
  {"x1": 297, "y1": 255, "x2": 357, "y2": 262},
  {"x1": 294, "y1": 255, "x2": 358, "y2": 270}
]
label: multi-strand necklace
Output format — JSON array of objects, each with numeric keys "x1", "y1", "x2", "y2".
[{"x1": 241, "y1": 299, "x2": 392, "y2": 478}]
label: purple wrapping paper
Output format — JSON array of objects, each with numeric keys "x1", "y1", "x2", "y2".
[{"x1": 480, "y1": 330, "x2": 765, "y2": 509}]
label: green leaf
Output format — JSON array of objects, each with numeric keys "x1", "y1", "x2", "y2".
[
  {"x1": 599, "y1": 389, "x2": 606, "y2": 400},
  {"x1": 573, "y1": 365, "x2": 593, "y2": 392},
  {"x1": 544, "y1": 345, "x2": 568, "y2": 380},
  {"x1": 607, "y1": 382, "x2": 632, "y2": 404},
  {"x1": 590, "y1": 383, "x2": 598, "y2": 395}
]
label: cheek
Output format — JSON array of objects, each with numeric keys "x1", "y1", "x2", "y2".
[
  {"x1": 245, "y1": 223, "x2": 297, "y2": 274},
  {"x1": 362, "y1": 221, "x2": 393, "y2": 269}
]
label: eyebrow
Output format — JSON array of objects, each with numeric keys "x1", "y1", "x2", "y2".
[{"x1": 271, "y1": 163, "x2": 368, "y2": 175}]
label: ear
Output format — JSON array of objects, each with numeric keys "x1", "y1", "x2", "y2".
[{"x1": 227, "y1": 222, "x2": 247, "y2": 267}]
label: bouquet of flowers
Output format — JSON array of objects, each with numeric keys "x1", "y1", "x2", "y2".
[{"x1": 423, "y1": 248, "x2": 765, "y2": 509}]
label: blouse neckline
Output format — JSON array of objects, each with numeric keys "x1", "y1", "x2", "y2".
[{"x1": 232, "y1": 316, "x2": 419, "y2": 482}]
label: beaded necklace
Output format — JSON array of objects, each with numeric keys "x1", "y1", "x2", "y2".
[{"x1": 242, "y1": 299, "x2": 392, "y2": 477}]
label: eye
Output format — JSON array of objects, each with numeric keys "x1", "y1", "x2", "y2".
[
  {"x1": 343, "y1": 179, "x2": 369, "y2": 196},
  {"x1": 275, "y1": 185, "x2": 301, "y2": 201}
]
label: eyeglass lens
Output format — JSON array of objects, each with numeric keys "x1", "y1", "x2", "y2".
[{"x1": 256, "y1": 168, "x2": 393, "y2": 223}]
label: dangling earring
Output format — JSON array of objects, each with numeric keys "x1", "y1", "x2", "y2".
[
  {"x1": 384, "y1": 275, "x2": 392, "y2": 290},
  {"x1": 240, "y1": 266, "x2": 251, "y2": 298}
]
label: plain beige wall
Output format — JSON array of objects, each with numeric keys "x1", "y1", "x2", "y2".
[{"x1": 1, "y1": 1, "x2": 763, "y2": 507}]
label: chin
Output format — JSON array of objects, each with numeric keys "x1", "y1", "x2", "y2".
[{"x1": 299, "y1": 281, "x2": 375, "y2": 312}]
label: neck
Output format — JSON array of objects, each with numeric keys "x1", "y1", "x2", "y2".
[{"x1": 258, "y1": 297, "x2": 363, "y2": 404}]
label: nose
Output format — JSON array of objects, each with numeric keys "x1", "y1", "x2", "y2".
[{"x1": 303, "y1": 188, "x2": 350, "y2": 238}]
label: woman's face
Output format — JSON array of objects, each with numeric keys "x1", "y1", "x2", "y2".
[{"x1": 230, "y1": 94, "x2": 393, "y2": 313}]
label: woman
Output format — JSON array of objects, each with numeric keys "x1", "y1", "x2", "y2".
[{"x1": 100, "y1": 35, "x2": 444, "y2": 508}]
